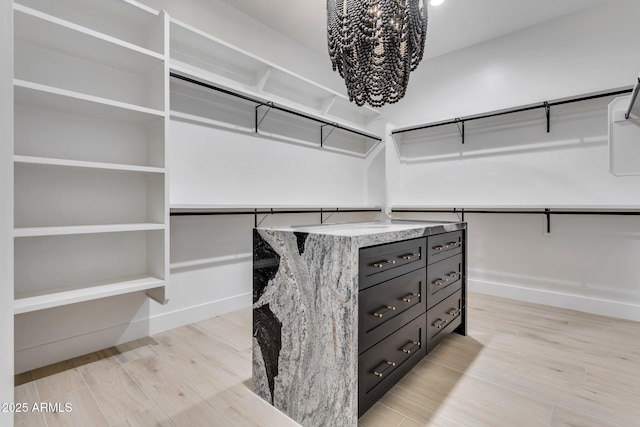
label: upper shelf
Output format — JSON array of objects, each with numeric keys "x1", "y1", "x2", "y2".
[
  {"x1": 168, "y1": 18, "x2": 382, "y2": 130},
  {"x1": 14, "y1": 0, "x2": 163, "y2": 54}
]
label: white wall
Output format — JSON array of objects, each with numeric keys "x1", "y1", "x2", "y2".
[
  {"x1": 382, "y1": 0, "x2": 640, "y2": 127},
  {"x1": 169, "y1": 121, "x2": 380, "y2": 206},
  {"x1": 1, "y1": 0, "x2": 14, "y2": 420},
  {"x1": 386, "y1": 0, "x2": 640, "y2": 320}
]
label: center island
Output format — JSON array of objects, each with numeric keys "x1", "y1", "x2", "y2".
[{"x1": 252, "y1": 220, "x2": 467, "y2": 426}]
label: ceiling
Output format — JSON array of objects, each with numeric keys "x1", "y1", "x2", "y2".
[{"x1": 218, "y1": 0, "x2": 607, "y2": 60}]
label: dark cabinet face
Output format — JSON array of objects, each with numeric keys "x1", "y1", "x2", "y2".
[
  {"x1": 359, "y1": 267, "x2": 426, "y2": 353},
  {"x1": 358, "y1": 229, "x2": 466, "y2": 418},
  {"x1": 359, "y1": 238, "x2": 426, "y2": 290},
  {"x1": 358, "y1": 313, "x2": 426, "y2": 417},
  {"x1": 427, "y1": 231, "x2": 463, "y2": 264}
]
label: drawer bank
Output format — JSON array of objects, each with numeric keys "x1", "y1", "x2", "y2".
[{"x1": 253, "y1": 220, "x2": 467, "y2": 426}]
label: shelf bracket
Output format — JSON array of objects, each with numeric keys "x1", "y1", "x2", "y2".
[
  {"x1": 455, "y1": 119, "x2": 465, "y2": 144},
  {"x1": 544, "y1": 102, "x2": 551, "y2": 133},
  {"x1": 255, "y1": 208, "x2": 274, "y2": 227},
  {"x1": 255, "y1": 67, "x2": 272, "y2": 92},
  {"x1": 545, "y1": 208, "x2": 551, "y2": 233},
  {"x1": 321, "y1": 95, "x2": 337, "y2": 116},
  {"x1": 321, "y1": 209, "x2": 337, "y2": 224},
  {"x1": 320, "y1": 124, "x2": 337, "y2": 147},
  {"x1": 255, "y1": 102, "x2": 274, "y2": 133}
]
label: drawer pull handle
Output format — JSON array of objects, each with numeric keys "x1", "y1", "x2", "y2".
[
  {"x1": 447, "y1": 308, "x2": 461, "y2": 317},
  {"x1": 401, "y1": 253, "x2": 420, "y2": 260},
  {"x1": 401, "y1": 341, "x2": 421, "y2": 354},
  {"x1": 432, "y1": 245, "x2": 445, "y2": 251},
  {"x1": 433, "y1": 278, "x2": 448, "y2": 286},
  {"x1": 432, "y1": 318, "x2": 448, "y2": 329},
  {"x1": 372, "y1": 259, "x2": 396, "y2": 268},
  {"x1": 372, "y1": 361, "x2": 396, "y2": 378},
  {"x1": 447, "y1": 241, "x2": 460, "y2": 247},
  {"x1": 448, "y1": 272, "x2": 461, "y2": 279},
  {"x1": 402, "y1": 293, "x2": 421, "y2": 303},
  {"x1": 372, "y1": 306, "x2": 396, "y2": 318}
]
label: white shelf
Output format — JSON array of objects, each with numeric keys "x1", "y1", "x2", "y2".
[
  {"x1": 169, "y1": 18, "x2": 382, "y2": 129},
  {"x1": 14, "y1": 4, "x2": 164, "y2": 66},
  {"x1": 14, "y1": 79, "x2": 164, "y2": 121},
  {"x1": 15, "y1": 6, "x2": 165, "y2": 110},
  {"x1": 14, "y1": 155, "x2": 165, "y2": 174},
  {"x1": 14, "y1": 275, "x2": 165, "y2": 314},
  {"x1": 14, "y1": 223, "x2": 165, "y2": 238},
  {"x1": 14, "y1": 0, "x2": 163, "y2": 53}
]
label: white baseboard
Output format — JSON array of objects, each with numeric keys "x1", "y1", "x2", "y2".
[
  {"x1": 147, "y1": 292, "x2": 252, "y2": 335},
  {"x1": 469, "y1": 279, "x2": 640, "y2": 322},
  {"x1": 15, "y1": 292, "x2": 252, "y2": 374}
]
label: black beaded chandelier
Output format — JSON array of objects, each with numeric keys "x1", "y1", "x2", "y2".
[{"x1": 327, "y1": 0, "x2": 428, "y2": 108}]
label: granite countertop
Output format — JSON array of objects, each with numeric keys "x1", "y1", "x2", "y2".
[{"x1": 258, "y1": 219, "x2": 466, "y2": 247}]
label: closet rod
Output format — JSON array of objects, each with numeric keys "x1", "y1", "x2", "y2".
[
  {"x1": 392, "y1": 88, "x2": 633, "y2": 135},
  {"x1": 169, "y1": 73, "x2": 381, "y2": 142},
  {"x1": 392, "y1": 208, "x2": 640, "y2": 233},
  {"x1": 170, "y1": 208, "x2": 382, "y2": 217}
]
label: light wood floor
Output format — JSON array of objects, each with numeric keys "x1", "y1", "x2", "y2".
[{"x1": 14, "y1": 293, "x2": 640, "y2": 427}]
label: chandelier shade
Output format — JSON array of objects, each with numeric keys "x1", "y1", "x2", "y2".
[{"x1": 327, "y1": 0, "x2": 428, "y2": 107}]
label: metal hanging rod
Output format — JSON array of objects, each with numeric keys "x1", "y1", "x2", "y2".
[
  {"x1": 171, "y1": 208, "x2": 382, "y2": 217},
  {"x1": 171, "y1": 207, "x2": 382, "y2": 228},
  {"x1": 392, "y1": 208, "x2": 640, "y2": 234},
  {"x1": 391, "y1": 88, "x2": 633, "y2": 138},
  {"x1": 170, "y1": 73, "x2": 381, "y2": 142}
]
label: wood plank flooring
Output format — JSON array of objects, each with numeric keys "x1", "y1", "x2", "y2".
[{"x1": 14, "y1": 293, "x2": 640, "y2": 426}]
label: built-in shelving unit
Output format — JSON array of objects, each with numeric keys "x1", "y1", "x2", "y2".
[
  {"x1": 168, "y1": 18, "x2": 382, "y2": 157},
  {"x1": 12, "y1": 0, "x2": 169, "y2": 314}
]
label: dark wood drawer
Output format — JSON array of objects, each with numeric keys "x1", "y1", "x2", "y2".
[
  {"x1": 358, "y1": 313, "x2": 426, "y2": 416},
  {"x1": 427, "y1": 290, "x2": 462, "y2": 352},
  {"x1": 427, "y1": 254, "x2": 463, "y2": 309},
  {"x1": 427, "y1": 231, "x2": 462, "y2": 265},
  {"x1": 359, "y1": 268, "x2": 426, "y2": 353},
  {"x1": 359, "y1": 238, "x2": 426, "y2": 289}
]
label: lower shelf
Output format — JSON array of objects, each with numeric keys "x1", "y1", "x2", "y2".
[{"x1": 14, "y1": 275, "x2": 165, "y2": 314}]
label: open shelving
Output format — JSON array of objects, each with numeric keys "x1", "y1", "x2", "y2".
[
  {"x1": 14, "y1": 4, "x2": 165, "y2": 111},
  {"x1": 12, "y1": 0, "x2": 169, "y2": 314},
  {"x1": 169, "y1": 73, "x2": 381, "y2": 158},
  {"x1": 168, "y1": 17, "x2": 382, "y2": 132},
  {"x1": 14, "y1": 0, "x2": 164, "y2": 53}
]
